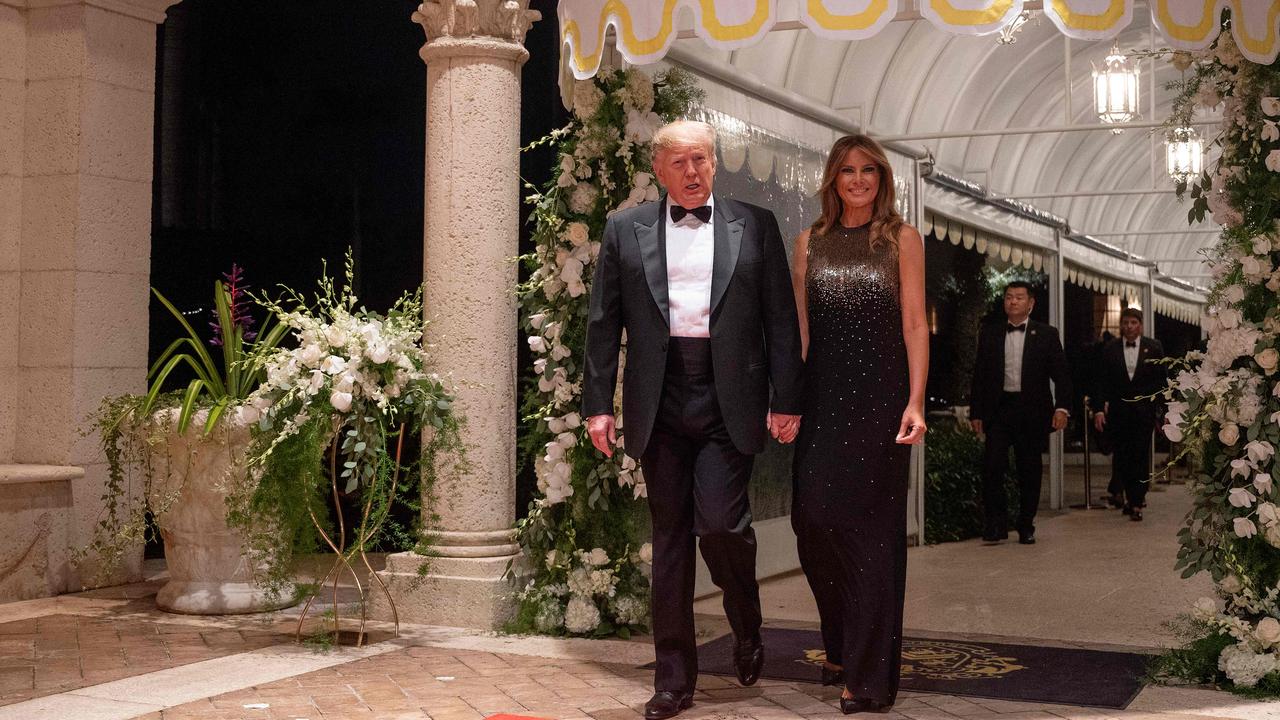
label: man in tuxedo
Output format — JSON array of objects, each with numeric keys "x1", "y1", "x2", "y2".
[
  {"x1": 1091, "y1": 308, "x2": 1166, "y2": 521},
  {"x1": 970, "y1": 281, "x2": 1072, "y2": 545},
  {"x1": 582, "y1": 120, "x2": 804, "y2": 720}
]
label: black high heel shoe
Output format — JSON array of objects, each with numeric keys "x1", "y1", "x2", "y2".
[
  {"x1": 840, "y1": 697, "x2": 892, "y2": 715},
  {"x1": 821, "y1": 666, "x2": 842, "y2": 686}
]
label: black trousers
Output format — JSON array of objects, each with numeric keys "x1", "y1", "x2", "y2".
[
  {"x1": 1111, "y1": 427, "x2": 1153, "y2": 508},
  {"x1": 982, "y1": 392, "x2": 1045, "y2": 536},
  {"x1": 640, "y1": 337, "x2": 761, "y2": 694}
]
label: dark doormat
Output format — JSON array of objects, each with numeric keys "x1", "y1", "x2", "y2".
[{"x1": 679, "y1": 628, "x2": 1151, "y2": 709}]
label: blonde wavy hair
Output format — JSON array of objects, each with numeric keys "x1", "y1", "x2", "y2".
[{"x1": 811, "y1": 134, "x2": 904, "y2": 252}]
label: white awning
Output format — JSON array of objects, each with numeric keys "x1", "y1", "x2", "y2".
[{"x1": 559, "y1": 0, "x2": 1280, "y2": 79}]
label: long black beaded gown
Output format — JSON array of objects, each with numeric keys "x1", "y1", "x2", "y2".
[{"x1": 791, "y1": 222, "x2": 911, "y2": 703}]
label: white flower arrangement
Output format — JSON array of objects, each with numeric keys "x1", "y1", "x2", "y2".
[
  {"x1": 1159, "y1": 30, "x2": 1280, "y2": 692},
  {"x1": 514, "y1": 68, "x2": 702, "y2": 636}
]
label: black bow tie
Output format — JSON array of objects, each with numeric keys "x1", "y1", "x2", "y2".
[
  {"x1": 671, "y1": 205, "x2": 712, "y2": 224},
  {"x1": 1126, "y1": 340, "x2": 1137, "y2": 348},
  {"x1": 1006, "y1": 323, "x2": 1026, "y2": 333}
]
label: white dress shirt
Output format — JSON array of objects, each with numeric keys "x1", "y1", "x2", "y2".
[
  {"x1": 665, "y1": 197, "x2": 715, "y2": 338},
  {"x1": 1002, "y1": 320, "x2": 1028, "y2": 392},
  {"x1": 1123, "y1": 338, "x2": 1140, "y2": 380}
]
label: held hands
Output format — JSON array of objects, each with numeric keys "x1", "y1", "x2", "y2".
[
  {"x1": 969, "y1": 419, "x2": 983, "y2": 436},
  {"x1": 1052, "y1": 408, "x2": 1069, "y2": 431},
  {"x1": 586, "y1": 414, "x2": 617, "y2": 458},
  {"x1": 897, "y1": 406, "x2": 927, "y2": 445},
  {"x1": 1093, "y1": 411, "x2": 1107, "y2": 433},
  {"x1": 768, "y1": 412, "x2": 801, "y2": 444}
]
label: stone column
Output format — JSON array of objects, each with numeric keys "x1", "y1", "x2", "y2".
[
  {"x1": 1, "y1": 0, "x2": 177, "y2": 590},
  {"x1": 375, "y1": 0, "x2": 539, "y2": 629}
]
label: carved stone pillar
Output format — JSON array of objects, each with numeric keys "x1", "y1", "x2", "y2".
[{"x1": 374, "y1": 0, "x2": 539, "y2": 629}]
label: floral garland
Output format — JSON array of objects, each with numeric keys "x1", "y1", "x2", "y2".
[
  {"x1": 1159, "y1": 30, "x2": 1280, "y2": 691},
  {"x1": 512, "y1": 67, "x2": 701, "y2": 637}
]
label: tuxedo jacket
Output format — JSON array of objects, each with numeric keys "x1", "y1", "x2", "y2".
[
  {"x1": 970, "y1": 318, "x2": 1073, "y2": 434},
  {"x1": 1089, "y1": 336, "x2": 1167, "y2": 437},
  {"x1": 581, "y1": 195, "x2": 804, "y2": 459}
]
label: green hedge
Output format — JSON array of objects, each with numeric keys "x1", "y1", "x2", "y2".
[{"x1": 923, "y1": 422, "x2": 1019, "y2": 544}]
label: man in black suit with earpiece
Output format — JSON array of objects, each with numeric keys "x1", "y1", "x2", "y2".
[{"x1": 970, "y1": 281, "x2": 1072, "y2": 545}]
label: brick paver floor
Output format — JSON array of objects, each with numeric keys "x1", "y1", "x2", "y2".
[{"x1": 0, "y1": 612, "x2": 295, "y2": 706}]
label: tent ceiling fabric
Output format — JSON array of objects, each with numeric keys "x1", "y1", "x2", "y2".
[
  {"x1": 557, "y1": 1, "x2": 1235, "y2": 288},
  {"x1": 559, "y1": 0, "x2": 1280, "y2": 79}
]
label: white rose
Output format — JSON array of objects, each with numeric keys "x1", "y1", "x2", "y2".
[
  {"x1": 368, "y1": 343, "x2": 391, "y2": 365},
  {"x1": 330, "y1": 390, "x2": 353, "y2": 413},
  {"x1": 587, "y1": 548, "x2": 609, "y2": 566},
  {"x1": 299, "y1": 343, "x2": 325, "y2": 367},
  {"x1": 324, "y1": 325, "x2": 348, "y2": 347},
  {"x1": 1242, "y1": 255, "x2": 1265, "y2": 278},
  {"x1": 1259, "y1": 618, "x2": 1280, "y2": 646},
  {"x1": 546, "y1": 416, "x2": 567, "y2": 433},
  {"x1": 320, "y1": 355, "x2": 347, "y2": 375},
  {"x1": 565, "y1": 222, "x2": 590, "y2": 247},
  {"x1": 1194, "y1": 596, "x2": 1219, "y2": 618},
  {"x1": 1235, "y1": 517, "x2": 1259, "y2": 538},
  {"x1": 1221, "y1": 574, "x2": 1244, "y2": 594},
  {"x1": 1220, "y1": 423, "x2": 1241, "y2": 445},
  {"x1": 1247, "y1": 440, "x2": 1276, "y2": 464},
  {"x1": 1225, "y1": 285, "x2": 1246, "y2": 304},
  {"x1": 1229, "y1": 487, "x2": 1256, "y2": 508},
  {"x1": 1262, "y1": 97, "x2": 1280, "y2": 117},
  {"x1": 638, "y1": 542, "x2": 653, "y2": 564},
  {"x1": 1260, "y1": 502, "x2": 1280, "y2": 526},
  {"x1": 1219, "y1": 307, "x2": 1242, "y2": 329},
  {"x1": 1256, "y1": 237, "x2": 1274, "y2": 255}
]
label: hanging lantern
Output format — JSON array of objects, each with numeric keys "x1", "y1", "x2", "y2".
[
  {"x1": 1165, "y1": 126, "x2": 1203, "y2": 183},
  {"x1": 1092, "y1": 42, "x2": 1140, "y2": 131}
]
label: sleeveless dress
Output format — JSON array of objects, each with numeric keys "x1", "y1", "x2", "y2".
[{"x1": 791, "y1": 222, "x2": 911, "y2": 703}]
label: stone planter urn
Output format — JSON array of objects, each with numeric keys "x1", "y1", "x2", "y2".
[{"x1": 147, "y1": 408, "x2": 291, "y2": 614}]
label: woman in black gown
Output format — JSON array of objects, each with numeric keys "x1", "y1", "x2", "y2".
[{"x1": 785, "y1": 135, "x2": 928, "y2": 714}]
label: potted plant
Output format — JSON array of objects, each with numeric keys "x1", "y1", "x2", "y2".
[
  {"x1": 84, "y1": 265, "x2": 290, "y2": 613},
  {"x1": 234, "y1": 255, "x2": 462, "y2": 640}
]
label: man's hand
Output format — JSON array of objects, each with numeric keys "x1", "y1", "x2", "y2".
[
  {"x1": 768, "y1": 412, "x2": 801, "y2": 444},
  {"x1": 1093, "y1": 411, "x2": 1107, "y2": 433},
  {"x1": 970, "y1": 419, "x2": 983, "y2": 436},
  {"x1": 586, "y1": 414, "x2": 617, "y2": 458},
  {"x1": 1052, "y1": 409, "x2": 1069, "y2": 431}
]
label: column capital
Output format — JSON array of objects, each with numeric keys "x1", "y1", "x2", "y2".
[
  {"x1": 8, "y1": 0, "x2": 179, "y2": 24},
  {"x1": 412, "y1": 0, "x2": 540, "y2": 51}
]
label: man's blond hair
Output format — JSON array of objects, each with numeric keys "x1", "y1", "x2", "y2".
[{"x1": 651, "y1": 120, "x2": 717, "y2": 163}]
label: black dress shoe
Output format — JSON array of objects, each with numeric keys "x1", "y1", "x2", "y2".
[
  {"x1": 981, "y1": 532, "x2": 1008, "y2": 544},
  {"x1": 1017, "y1": 529, "x2": 1036, "y2": 545},
  {"x1": 733, "y1": 634, "x2": 765, "y2": 686},
  {"x1": 821, "y1": 665, "x2": 842, "y2": 686},
  {"x1": 1130, "y1": 509, "x2": 1143, "y2": 522},
  {"x1": 840, "y1": 697, "x2": 893, "y2": 714},
  {"x1": 1121, "y1": 505, "x2": 1133, "y2": 516},
  {"x1": 1104, "y1": 493, "x2": 1124, "y2": 508},
  {"x1": 644, "y1": 691, "x2": 693, "y2": 720}
]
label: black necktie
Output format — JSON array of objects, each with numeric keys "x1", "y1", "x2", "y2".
[
  {"x1": 1006, "y1": 323, "x2": 1026, "y2": 333},
  {"x1": 671, "y1": 205, "x2": 712, "y2": 224},
  {"x1": 1126, "y1": 340, "x2": 1137, "y2": 348}
]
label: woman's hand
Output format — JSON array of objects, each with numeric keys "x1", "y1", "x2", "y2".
[{"x1": 896, "y1": 406, "x2": 926, "y2": 445}]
